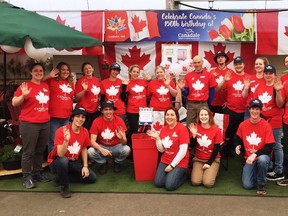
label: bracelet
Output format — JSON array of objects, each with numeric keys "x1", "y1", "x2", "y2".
[{"x1": 170, "y1": 164, "x2": 175, "y2": 169}]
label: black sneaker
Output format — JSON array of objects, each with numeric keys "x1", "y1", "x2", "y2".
[
  {"x1": 23, "y1": 178, "x2": 36, "y2": 189},
  {"x1": 114, "y1": 163, "x2": 122, "y2": 173},
  {"x1": 277, "y1": 179, "x2": 288, "y2": 186},
  {"x1": 266, "y1": 172, "x2": 284, "y2": 181},
  {"x1": 99, "y1": 163, "x2": 108, "y2": 174},
  {"x1": 60, "y1": 185, "x2": 72, "y2": 198},
  {"x1": 257, "y1": 185, "x2": 267, "y2": 195},
  {"x1": 32, "y1": 173, "x2": 51, "y2": 183}
]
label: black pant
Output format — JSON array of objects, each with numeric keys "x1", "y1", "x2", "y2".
[
  {"x1": 282, "y1": 123, "x2": 288, "y2": 178},
  {"x1": 223, "y1": 107, "x2": 244, "y2": 153}
]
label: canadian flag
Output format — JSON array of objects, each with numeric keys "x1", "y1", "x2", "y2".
[
  {"x1": 38, "y1": 11, "x2": 103, "y2": 55},
  {"x1": 198, "y1": 42, "x2": 257, "y2": 74},
  {"x1": 105, "y1": 11, "x2": 160, "y2": 42},
  {"x1": 256, "y1": 11, "x2": 288, "y2": 55},
  {"x1": 105, "y1": 42, "x2": 161, "y2": 80}
]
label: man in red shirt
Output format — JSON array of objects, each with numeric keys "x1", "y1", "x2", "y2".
[
  {"x1": 88, "y1": 100, "x2": 131, "y2": 174},
  {"x1": 48, "y1": 107, "x2": 97, "y2": 198},
  {"x1": 235, "y1": 99, "x2": 274, "y2": 195}
]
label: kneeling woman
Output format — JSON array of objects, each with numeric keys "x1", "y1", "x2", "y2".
[
  {"x1": 147, "y1": 107, "x2": 190, "y2": 191},
  {"x1": 189, "y1": 106, "x2": 223, "y2": 188}
]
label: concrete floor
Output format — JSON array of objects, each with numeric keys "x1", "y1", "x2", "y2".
[{"x1": 0, "y1": 192, "x2": 287, "y2": 216}]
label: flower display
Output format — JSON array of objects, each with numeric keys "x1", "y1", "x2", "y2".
[{"x1": 208, "y1": 13, "x2": 254, "y2": 42}]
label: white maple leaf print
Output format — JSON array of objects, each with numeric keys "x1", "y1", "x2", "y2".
[
  {"x1": 246, "y1": 132, "x2": 261, "y2": 149},
  {"x1": 197, "y1": 134, "x2": 212, "y2": 148},
  {"x1": 251, "y1": 84, "x2": 259, "y2": 93},
  {"x1": 157, "y1": 85, "x2": 169, "y2": 96},
  {"x1": 132, "y1": 84, "x2": 144, "y2": 93},
  {"x1": 106, "y1": 86, "x2": 119, "y2": 97},
  {"x1": 216, "y1": 75, "x2": 224, "y2": 84},
  {"x1": 91, "y1": 85, "x2": 100, "y2": 95},
  {"x1": 258, "y1": 92, "x2": 272, "y2": 104},
  {"x1": 162, "y1": 136, "x2": 173, "y2": 148},
  {"x1": 101, "y1": 128, "x2": 115, "y2": 140},
  {"x1": 35, "y1": 91, "x2": 49, "y2": 107},
  {"x1": 192, "y1": 80, "x2": 204, "y2": 91},
  {"x1": 232, "y1": 80, "x2": 244, "y2": 93},
  {"x1": 59, "y1": 83, "x2": 73, "y2": 95},
  {"x1": 67, "y1": 140, "x2": 80, "y2": 155}
]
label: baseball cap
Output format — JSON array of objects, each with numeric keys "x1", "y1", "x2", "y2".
[
  {"x1": 214, "y1": 51, "x2": 229, "y2": 63},
  {"x1": 249, "y1": 99, "x2": 263, "y2": 109},
  {"x1": 233, "y1": 56, "x2": 244, "y2": 64},
  {"x1": 264, "y1": 65, "x2": 276, "y2": 73},
  {"x1": 110, "y1": 63, "x2": 121, "y2": 71},
  {"x1": 101, "y1": 100, "x2": 117, "y2": 110}
]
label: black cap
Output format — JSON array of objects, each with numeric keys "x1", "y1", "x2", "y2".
[
  {"x1": 233, "y1": 56, "x2": 244, "y2": 64},
  {"x1": 101, "y1": 100, "x2": 117, "y2": 111},
  {"x1": 70, "y1": 107, "x2": 88, "y2": 121},
  {"x1": 214, "y1": 51, "x2": 229, "y2": 63},
  {"x1": 249, "y1": 99, "x2": 263, "y2": 109},
  {"x1": 264, "y1": 65, "x2": 276, "y2": 73},
  {"x1": 110, "y1": 63, "x2": 121, "y2": 71}
]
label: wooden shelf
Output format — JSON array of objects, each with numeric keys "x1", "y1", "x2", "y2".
[{"x1": 0, "y1": 162, "x2": 49, "y2": 177}]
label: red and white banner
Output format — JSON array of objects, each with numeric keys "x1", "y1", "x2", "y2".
[
  {"x1": 256, "y1": 11, "x2": 288, "y2": 55},
  {"x1": 104, "y1": 42, "x2": 161, "y2": 80},
  {"x1": 38, "y1": 11, "x2": 103, "y2": 55},
  {"x1": 105, "y1": 11, "x2": 160, "y2": 42}
]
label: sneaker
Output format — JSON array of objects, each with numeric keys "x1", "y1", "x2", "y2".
[
  {"x1": 257, "y1": 185, "x2": 267, "y2": 195},
  {"x1": 277, "y1": 179, "x2": 288, "y2": 186},
  {"x1": 114, "y1": 163, "x2": 122, "y2": 173},
  {"x1": 267, "y1": 169, "x2": 274, "y2": 176},
  {"x1": 266, "y1": 172, "x2": 284, "y2": 181},
  {"x1": 99, "y1": 163, "x2": 108, "y2": 174},
  {"x1": 32, "y1": 173, "x2": 51, "y2": 183},
  {"x1": 60, "y1": 185, "x2": 71, "y2": 198},
  {"x1": 23, "y1": 178, "x2": 36, "y2": 189}
]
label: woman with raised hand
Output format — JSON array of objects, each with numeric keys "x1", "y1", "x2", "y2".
[
  {"x1": 43, "y1": 62, "x2": 75, "y2": 153},
  {"x1": 189, "y1": 106, "x2": 223, "y2": 188},
  {"x1": 12, "y1": 62, "x2": 51, "y2": 189},
  {"x1": 75, "y1": 62, "x2": 101, "y2": 130},
  {"x1": 147, "y1": 107, "x2": 189, "y2": 191}
]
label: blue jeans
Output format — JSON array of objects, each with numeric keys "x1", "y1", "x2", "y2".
[
  {"x1": 88, "y1": 144, "x2": 131, "y2": 164},
  {"x1": 50, "y1": 157, "x2": 96, "y2": 186},
  {"x1": 154, "y1": 162, "x2": 187, "y2": 191},
  {"x1": 48, "y1": 117, "x2": 70, "y2": 153},
  {"x1": 242, "y1": 154, "x2": 270, "y2": 189},
  {"x1": 269, "y1": 128, "x2": 284, "y2": 174}
]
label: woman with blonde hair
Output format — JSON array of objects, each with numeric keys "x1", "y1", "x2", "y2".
[{"x1": 189, "y1": 106, "x2": 223, "y2": 188}]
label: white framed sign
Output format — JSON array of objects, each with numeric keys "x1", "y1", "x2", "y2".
[{"x1": 161, "y1": 44, "x2": 192, "y2": 63}]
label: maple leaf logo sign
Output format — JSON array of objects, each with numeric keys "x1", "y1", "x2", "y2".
[
  {"x1": 121, "y1": 46, "x2": 150, "y2": 70},
  {"x1": 101, "y1": 128, "x2": 115, "y2": 141},
  {"x1": 162, "y1": 136, "x2": 173, "y2": 149},
  {"x1": 107, "y1": 16, "x2": 126, "y2": 33},
  {"x1": 35, "y1": 91, "x2": 49, "y2": 107},
  {"x1": 68, "y1": 140, "x2": 80, "y2": 156},
  {"x1": 106, "y1": 86, "x2": 119, "y2": 99},
  {"x1": 132, "y1": 84, "x2": 144, "y2": 94},
  {"x1": 130, "y1": 15, "x2": 147, "y2": 38},
  {"x1": 91, "y1": 85, "x2": 100, "y2": 96},
  {"x1": 59, "y1": 84, "x2": 73, "y2": 96},
  {"x1": 56, "y1": 15, "x2": 76, "y2": 29},
  {"x1": 197, "y1": 134, "x2": 212, "y2": 149},
  {"x1": 192, "y1": 80, "x2": 204, "y2": 92},
  {"x1": 246, "y1": 132, "x2": 261, "y2": 149},
  {"x1": 258, "y1": 92, "x2": 272, "y2": 104},
  {"x1": 232, "y1": 80, "x2": 244, "y2": 94}
]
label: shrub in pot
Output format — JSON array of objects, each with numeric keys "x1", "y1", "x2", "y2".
[{"x1": 0, "y1": 145, "x2": 22, "y2": 170}]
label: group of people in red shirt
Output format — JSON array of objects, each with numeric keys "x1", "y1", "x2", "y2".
[{"x1": 11, "y1": 53, "x2": 288, "y2": 197}]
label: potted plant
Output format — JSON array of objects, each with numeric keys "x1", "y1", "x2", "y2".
[{"x1": 0, "y1": 144, "x2": 22, "y2": 170}]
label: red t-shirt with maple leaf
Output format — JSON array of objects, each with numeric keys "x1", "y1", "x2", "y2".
[
  {"x1": 280, "y1": 84, "x2": 288, "y2": 125},
  {"x1": 244, "y1": 75, "x2": 265, "y2": 107},
  {"x1": 237, "y1": 118, "x2": 275, "y2": 160},
  {"x1": 75, "y1": 76, "x2": 101, "y2": 113},
  {"x1": 147, "y1": 79, "x2": 176, "y2": 111},
  {"x1": 44, "y1": 78, "x2": 74, "y2": 118},
  {"x1": 210, "y1": 67, "x2": 231, "y2": 106},
  {"x1": 194, "y1": 124, "x2": 223, "y2": 161},
  {"x1": 48, "y1": 124, "x2": 90, "y2": 163},
  {"x1": 184, "y1": 70, "x2": 217, "y2": 101},
  {"x1": 90, "y1": 115, "x2": 127, "y2": 146},
  {"x1": 223, "y1": 72, "x2": 247, "y2": 113},
  {"x1": 254, "y1": 84, "x2": 283, "y2": 128},
  {"x1": 101, "y1": 78, "x2": 126, "y2": 115},
  {"x1": 14, "y1": 81, "x2": 50, "y2": 123},
  {"x1": 126, "y1": 79, "x2": 148, "y2": 113},
  {"x1": 159, "y1": 122, "x2": 190, "y2": 168}
]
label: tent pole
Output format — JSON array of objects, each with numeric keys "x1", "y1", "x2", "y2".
[{"x1": 2, "y1": 51, "x2": 7, "y2": 119}]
